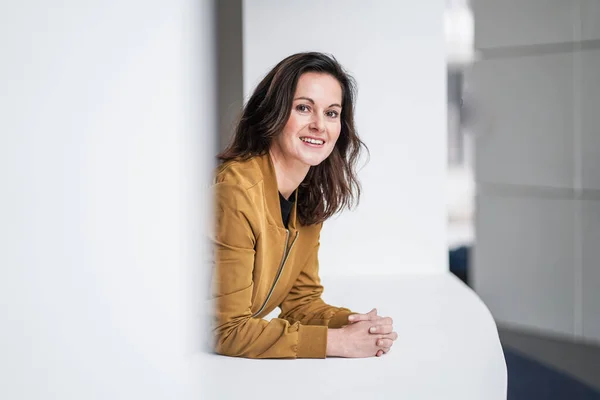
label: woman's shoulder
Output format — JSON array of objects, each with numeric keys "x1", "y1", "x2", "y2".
[{"x1": 214, "y1": 156, "x2": 263, "y2": 189}]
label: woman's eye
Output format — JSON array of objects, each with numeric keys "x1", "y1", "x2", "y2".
[
  {"x1": 326, "y1": 110, "x2": 339, "y2": 118},
  {"x1": 296, "y1": 104, "x2": 310, "y2": 113}
]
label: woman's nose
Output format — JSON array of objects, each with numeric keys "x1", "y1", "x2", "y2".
[{"x1": 310, "y1": 114, "x2": 325, "y2": 132}]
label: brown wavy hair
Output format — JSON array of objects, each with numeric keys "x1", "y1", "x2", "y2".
[{"x1": 218, "y1": 52, "x2": 368, "y2": 226}]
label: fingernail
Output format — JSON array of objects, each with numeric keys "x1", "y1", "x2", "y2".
[
  {"x1": 370, "y1": 327, "x2": 376, "y2": 333},
  {"x1": 348, "y1": 315, "x2": 355, "y2": 321},
  {"x1": 377, "y1": 340, "x2": 382, "y2": 346}
]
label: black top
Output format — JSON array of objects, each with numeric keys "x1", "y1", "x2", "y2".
[{"x1": 279, "y1": 192, "x2": 294, "y2": 228}]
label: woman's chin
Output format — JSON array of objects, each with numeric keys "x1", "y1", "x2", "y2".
[
  {"x1": 299, "y1": 155, "x2": 327, "y2": 167},
  {"x1": 296, "y1": 148, "x2": 332, "y2": 167}
]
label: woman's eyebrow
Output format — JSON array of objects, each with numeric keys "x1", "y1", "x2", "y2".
[{"x1": 294, "y1": 96, "x2": 342, "y2": 108}]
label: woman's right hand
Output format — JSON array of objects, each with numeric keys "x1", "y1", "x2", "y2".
[
  {"x1": 347, "y1": 308, "x2": 397, "y2": 357},
  {"x1": 327, "y1": 321, "x2": 395, "y2": 358}
]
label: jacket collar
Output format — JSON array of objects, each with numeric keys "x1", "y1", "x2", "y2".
[{"x1": 255, "y1": 153, "x2": 298, "y2": 231}]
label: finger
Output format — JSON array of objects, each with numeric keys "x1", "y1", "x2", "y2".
[
  {"x1": 381, "y1": 347, "x2": 391, "y2": 354},
  {"x1": 378, "y1": 332, "x2": 399, "y2": 341},
  {"x1": 347, "y1": 313, "x2": 369, "y2": 322},
  {"x1": 376, "y1": 338, "x2": 394, "y2": 348},
  {"x1": 372, "y1": 316, "x2": 393, "y2": 326},
  {"x1": 369, "y1": 324, "x2": 393, "y2": 334},
  {"x1": 376, "y1": 349, "x2": 384, "y2": 357},
  {"x1": 348, "y1": 309, "x2": 379, "y2": 323}
]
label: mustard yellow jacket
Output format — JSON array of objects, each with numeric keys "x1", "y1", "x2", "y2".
[{"x1": 211, "y1": 153, "x2": 353, "y2": 359}]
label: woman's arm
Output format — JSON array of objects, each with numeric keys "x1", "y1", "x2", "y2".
[
  {"x1": 278, "y1": 223, "x2": 354, "y2": 329},
  {"x1": 212, "y1": 183, "x2": 327, "y2": 358},
  {"x1": 277, "y1": 226, "x2": 399, "y2": 357}
]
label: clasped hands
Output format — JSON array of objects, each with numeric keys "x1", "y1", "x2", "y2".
[{"x1": 330, "y1": 308, "x2": 398, "y2": 358}]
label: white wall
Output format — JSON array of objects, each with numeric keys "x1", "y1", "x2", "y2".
[
  {"x1": 472, "y1": 0, "x2": 600, "y2": 343},
  {"x1": 0, "y1": 1, "x2": 212, "y2": 398},
  {"x1": 243, "y1": 0, "x2": 448, "y2": 276}
]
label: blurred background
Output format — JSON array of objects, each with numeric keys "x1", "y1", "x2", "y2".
[
  {"x1": 1, "y1": 0, "x2": 599, "y2": 399},
  {"x1": 447, "y1": 0, "x2": 600, "y2": 397}
]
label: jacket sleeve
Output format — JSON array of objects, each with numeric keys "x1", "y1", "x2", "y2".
[
  {"x1": 211, "y1": 182, "x2": 327, "y2": 359},
  {"x1": 278, "y1": 223, "x2": 355, "y2": 329}
]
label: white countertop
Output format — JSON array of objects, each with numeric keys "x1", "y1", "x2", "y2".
[{"x1": 197, "y1": 273, "x2": 507, "y2": 400}]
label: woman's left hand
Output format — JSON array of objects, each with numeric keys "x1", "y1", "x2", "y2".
[{"x1": 347, "y1": 308, "x2": 397, "y2": 357}]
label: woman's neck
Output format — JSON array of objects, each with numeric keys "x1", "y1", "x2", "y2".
[{"x1": 268, "y1": 148, "x2": 310, "y2": 200}]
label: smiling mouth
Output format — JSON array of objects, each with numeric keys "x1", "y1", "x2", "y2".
[{"x1": 300, "y1": 137, "x2": 325, "y2": 145}]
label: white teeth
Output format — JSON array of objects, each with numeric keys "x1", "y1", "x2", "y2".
[{"x1": 301, "y1": 137, "x2": 324, "y2": 145}]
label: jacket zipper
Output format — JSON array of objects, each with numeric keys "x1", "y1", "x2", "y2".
[{"x1": 252, "y1": 230, "x2": 299, "y2": 318}]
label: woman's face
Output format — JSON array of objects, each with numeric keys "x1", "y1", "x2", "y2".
[{"x1": 272, "y1": 72, "x2": 343, "y2": 168}]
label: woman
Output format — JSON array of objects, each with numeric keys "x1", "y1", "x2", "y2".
[{"x1": 212, "y1": 52, "x2": 398, "y2": 359}]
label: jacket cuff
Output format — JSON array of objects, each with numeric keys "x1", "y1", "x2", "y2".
[
  {"x1": 297, "y1": 324, "x2": 328, "y2": 358},
  {"x1": 328, "y1": 309, "x2": 354, "y2": 329}
]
